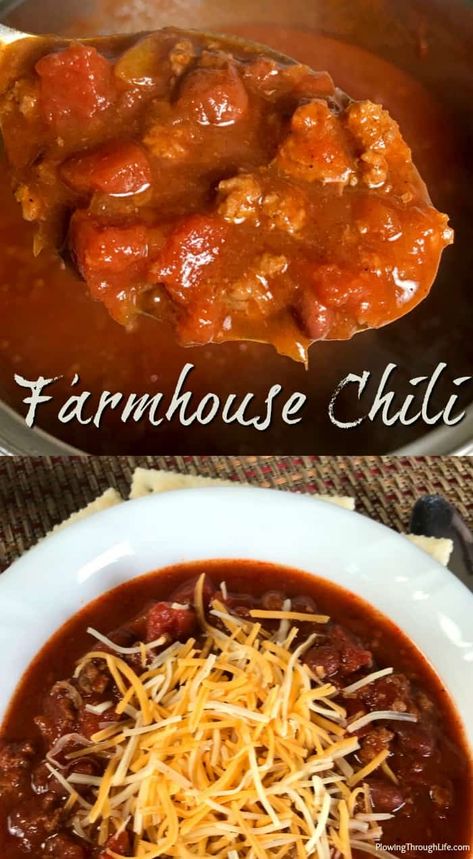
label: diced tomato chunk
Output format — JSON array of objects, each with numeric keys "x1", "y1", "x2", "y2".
[
  {"x1": 304, "y1": 624, "x2": 372, "y2": 679},
  {"x1": 36, "y1": 43, "x2": 115, "y2": 126},
  {"x1": 354, "y1": 196, "x2": 403, "y2": 242},
  {"x1": 178, "y1": 64, "x2": 249, "y2": 126},
  {"x1": 61, "y1": 142, "x2": 152, "y2": 197},
  {"x1": 329, "y1": 624, "x2": 373, "y2": 675},
  {"x1": 146, "y1": 601, "x2": 196, "y2": 642},
  {"x1": 304, "y1": 643, "x2": 341, "y2": 678},
  {"x1": 176, "y1": 294, "x2": 225, "y2": 345},
  {"x1": 310, "y1": 263, "x2": 365, "y2": 311},
  {"x1": 78, "y1": 711, "x2": 102, "y2": 740},
  {"x1": 100, "y1": 830, "x2": 130, "y2": 857},
  {"x1": 79, "y1": 703, "x2": 117, "y2": 740},
  {"x1": 151, "y1": 214, "x2": 229, "y2": 302},
  {"x1": 170, "y1": 575, "x2": 215, "y2": 606},
  {"x1": 71, "y1": 217, "x2": 149, "y2": 277}
]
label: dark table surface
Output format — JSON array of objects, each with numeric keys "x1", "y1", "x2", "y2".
[{"x1": 1, "y1": 455, "x2": 471, "y2": 572}]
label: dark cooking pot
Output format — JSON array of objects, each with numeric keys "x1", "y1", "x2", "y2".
[{"x1": 0, "y1": 0, "x2": 472, "y2": 455}]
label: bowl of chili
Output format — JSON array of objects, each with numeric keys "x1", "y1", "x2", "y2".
[{"x1": 0, "y1": 487, "x2": 471, "y2": 857}]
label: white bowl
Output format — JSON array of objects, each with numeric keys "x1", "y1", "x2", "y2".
[{"x1": 1, "y1": 486, "x2": 472, "y2": 747}]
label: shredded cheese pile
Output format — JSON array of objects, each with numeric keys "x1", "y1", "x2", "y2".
[{"x1": 53, "y1": 576, "x2": 414, "y2": 859}]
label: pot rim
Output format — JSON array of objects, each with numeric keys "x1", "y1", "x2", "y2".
[{"x1": 0, "y1": 398, "x2": 472, "y2": 455}]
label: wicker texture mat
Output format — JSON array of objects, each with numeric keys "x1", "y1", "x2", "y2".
[{"x1": 0, "y1": 455, "x2": 472, "y2": 572}]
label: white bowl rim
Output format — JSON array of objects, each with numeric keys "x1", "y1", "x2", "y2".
[{"x1": 1, "y1": 485, "x2": 472, "y2": 751}]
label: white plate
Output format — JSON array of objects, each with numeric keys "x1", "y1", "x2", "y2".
[{"x1": 1, "y1": 486, "x2": 472, "y2": 746}]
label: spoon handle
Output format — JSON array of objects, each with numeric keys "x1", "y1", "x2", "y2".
[
  {"x1": 410, "y1": 494, "x2": 473, "y2": 589},
  {"x1": 0, "y1": 23, "x2": 28, "y2": 45}
]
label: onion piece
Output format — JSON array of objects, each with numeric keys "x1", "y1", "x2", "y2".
[
  {"x1": 46, "y1": 733, "x2": 92, "y2": 768},
  {"x1": 45, "y1": 763, "x2": 91, "y2": 809},
  {"x1": 342, "y1": 667, "x2": 394, "y2": 695},
  {"x1": 84, "y1": 701, "x2": 114, "y2": 716},
  {"x1": 52, "y1": 680, "x2": 83, "y2": 709},
  {"x1": 347, "y1": 711, "x2": 417, "y2": 734}
]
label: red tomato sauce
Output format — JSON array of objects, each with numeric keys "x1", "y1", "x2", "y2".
[
  {"x1": 0, "y1": 561, "x2": 471, "y2": 858},
  {"x1": 0, "y1": 21, "x2": 471, "y2": 454},
  {"x1": 0, "y1": 29, "x2": 451, "y2": 362}
]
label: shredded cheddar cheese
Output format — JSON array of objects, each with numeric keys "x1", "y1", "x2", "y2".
[
  {"x1": 60, "y1": 576, "x2": 403, "y2": 858},
  {"x1": 249, "y1": 610, "x2": 330, "y2": 624}
]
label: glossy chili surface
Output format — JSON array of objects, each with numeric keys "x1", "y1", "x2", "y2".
[
  {"x1": 0, "y1": 561, "x2": 471, "y2": 858},
  {"x1": 0, "y1": 17, "x2": 472, "y2": 454},
  {"x1": 0, "y1": 28, "x2": 452, "y2": 362}
]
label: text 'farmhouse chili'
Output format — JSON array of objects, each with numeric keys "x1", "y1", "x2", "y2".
[
  {"x1": 0, "y1": 28, "x2": 452, "y2": 361},
  {"x1": 0, "y1": 561, "x2": 470, "y2": 858}
]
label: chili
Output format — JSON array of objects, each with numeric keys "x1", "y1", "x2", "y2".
[
  {"x1": 0, "y1": 28, "x2": 453, "y2": 362},
  {"x1": 0, "y1": 561, "x2": 470, "y2": 857}
]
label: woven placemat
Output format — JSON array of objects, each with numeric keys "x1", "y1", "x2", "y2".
[{"x1": 1, "y1": 455, "x2": 472, "y2": 571}]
